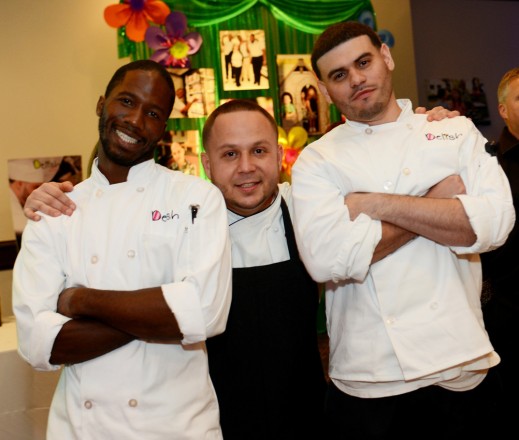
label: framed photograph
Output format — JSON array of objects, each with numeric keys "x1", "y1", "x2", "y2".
[
  {"x1": 167, "y1": 68, "x2": 216, "y2": 118},
  {"x1": 156, "y1": 130, "x2": 201, "y2": 176},
  {"x1": 277, "y1": 54, "x2": 330, "y2": 135},
  {"x1": 220, "y1": 30, "x2": 269, "y2": 91},
  {"x1": 425, "y1": 77, "x2": 490, "y2": 126},
  {"x1": 8, "y1": 155, "x2": 83, "y2": 247}
]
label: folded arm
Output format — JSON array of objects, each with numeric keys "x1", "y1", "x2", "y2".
[
  {"x1": 347, "y1": 175, "x2": 473, "y2": 263},
  {"x1": 58, "y1": 286, "x2": 182, "y2": 341},
  {"x1": 50, "y1": 319, "x2": 134, "y2": 365}
]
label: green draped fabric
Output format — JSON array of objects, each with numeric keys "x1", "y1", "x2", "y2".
[{"x1": 113, "y1": 0, "x2": 376, "y2": 178}]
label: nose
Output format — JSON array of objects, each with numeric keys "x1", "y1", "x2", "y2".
[
  {"x1": 349, "y1": 68, "x2": 366, "y2": 88},
  {"x1": 126, "y1": 106, "x2": 145, "y2": 130},
  {"x1": 237, "y1": 154, "x2": 255, "y2": 173}
]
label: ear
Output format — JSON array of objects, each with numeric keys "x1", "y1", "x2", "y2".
[
  {"x1": 498, "y1": 103, "x2": 507, "y2": 121},
  {"x1": 380, "y1": 44, "x2": 395, "y2": 72},
  {"x1": 277, "y1": 144, "x2": 284, "y2": 171},
  {"x1": 201, "y1": 152, "x2": 212, "y2": 180},
  {"x1": 96, "y1": 96, "x2": 105, "y2": 117},
  {"x1": 317, "y1": 80, "x2": 333, "y2": 104}
]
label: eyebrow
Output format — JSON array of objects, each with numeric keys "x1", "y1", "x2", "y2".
[{"x1": 326, "y1": 51, "x2": 372, "y2": 81}]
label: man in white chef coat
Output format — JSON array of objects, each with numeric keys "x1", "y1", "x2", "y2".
[{"x1": 12, "y1": 60, "x2": 232, "y2": 440}]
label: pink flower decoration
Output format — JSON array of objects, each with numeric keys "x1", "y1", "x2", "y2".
[{"x1": 145, "y1": 11, "x2": 203, "y2": 68}]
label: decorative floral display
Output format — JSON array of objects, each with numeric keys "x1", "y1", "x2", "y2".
[
  {"x1": 104, "y1": 0, "x2": 171, "y2": 43},
  {"x1": 278, "y1": 125, "x2": 308, "y2": 182},
  {"x1": 145, "y1": 11, "x2": 203, "y2": 68}
]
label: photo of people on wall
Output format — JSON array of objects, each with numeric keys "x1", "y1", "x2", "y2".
[
  {"x1": 167, "y1": 68, "x2": 216, "y2": 118},
  {"x1": 155, "y1": 130, "x2": 201, "y2": 177},
  {"x1": 277, "y1": 54, "x2": 330, "y2": 134},
  {"x1": 220, "y1": 30, "x2": 269, "y2": 91}
]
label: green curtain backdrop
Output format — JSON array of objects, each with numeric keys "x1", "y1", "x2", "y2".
[{"x1": 113, "y1": 0, "x2": 375, "y2": 176}]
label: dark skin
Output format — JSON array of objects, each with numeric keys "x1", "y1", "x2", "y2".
[{"x1": 49, "y1": 69, "x2": 182, "y2": 365}]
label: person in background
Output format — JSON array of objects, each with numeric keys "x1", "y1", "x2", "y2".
[
  {"x1": 12, "y1": 60, "x2": 232, "y2": 439},
  {"x1": 480, "y1": 67, "x2": 519, "y2": 437},
  {"x1": 291, "y1": 21, "x2": 515, "y2": 438},
  {"x1": 248, "y1": 32, "x2": 265, "y2": 86},
  {"x1": 23, "y1": 100, "x2": 460, "y2": 440},
  {"x1": 230, "y1": 41, "x2": 244, "y2": 88},
  {"x1": 169, "y1": 141, "x2": 196, "y2": 175}
]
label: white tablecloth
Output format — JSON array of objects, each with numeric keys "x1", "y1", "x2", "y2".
[{"x1": 0, "y1": 316, "x2": 61, "y2": 440}]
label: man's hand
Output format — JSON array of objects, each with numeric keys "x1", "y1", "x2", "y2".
[
  {"x1": 415, "y1": 106, "x2": 460, "y2": 121},
  {"x1": 23, "y1": 181, "x2": 76, "y2": 221},
  {"x1": 425, "y1": 175, "x2": 466, "y2": 198}
]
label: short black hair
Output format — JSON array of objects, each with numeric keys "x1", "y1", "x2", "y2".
[
  {"x1": 104, "y1": 60, "x2": 175, "y2": 115},
  {"x1": 202, "y1": 99, "x2": 278, "y2": 150},
  {"x1": 311, "y1": 21, "x2": 382, "y2": 80}
]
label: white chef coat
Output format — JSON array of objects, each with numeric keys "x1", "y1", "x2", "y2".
[
  {"x1": 228, "y1": 182, "x2": 291, "y2": 268},
  {"x1": 13, "y1": 159, "x2": 232, "y2": 439},
  {"x1": 292, "y1": 99, "x2": 515, "y2": 398}
]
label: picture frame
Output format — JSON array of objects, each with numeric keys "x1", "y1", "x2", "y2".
[
  {"x1": 167, "y1": 68, "x2": 216, "y2": 119},
  {"x1": 220, "y1": 30, "x2": 269, "y2": 91},
  {"x1": 277, "y1": 54, "x2": 330, "y2": 135}
]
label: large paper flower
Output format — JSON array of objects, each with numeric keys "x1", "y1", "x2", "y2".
[
  {"x1": 145, "y1": 11, "x2": 203, "y2": 68},
  {"x1": 278, "y1": 126, "x2": 308, "y2": 182},
  {"x1": 104, "y1": 0, "x2": 170, "y2": 43}
]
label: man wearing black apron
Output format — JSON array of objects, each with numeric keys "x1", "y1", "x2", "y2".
[{"x1": 202, "y1": 100, "x2": 326, "y2": 439}]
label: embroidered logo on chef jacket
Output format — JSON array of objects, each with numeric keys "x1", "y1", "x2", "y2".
[
  {"x1": 424, "y1": 132, "x2": 463, "y2": 141},
  {"x1": 151, "y1": 209, "x2": 180, "y2": 222}
]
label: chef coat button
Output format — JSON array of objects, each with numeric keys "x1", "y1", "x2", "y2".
[
  {"x1": 402, "y1": 168, "x2": 411, "y2": 176},
  {"x1": 96, "y1": 189, "x2": 103, "y2": 197},
  {"x1": 430, "y1": 302, "x2": 439, "y2": 310},
  {"x1": 91, "y1": 255, "x2": 99, "y2": 264},
  {"x1": 386, "y1": 317, "x2": 395, "y2": 325},
  {"x1": 84, "y1": 400, "x2": 93, "y2": 409},
  {"x1": 136, "y1": 187, "x2": 145, "y2": 193},
  {"x1": 407, "y1": 124, "x2": 413, "y2": 130},
  {"x1": 365, "y1": 128, "x2": 373, "y2": 135},
  {"x1": 273, "y1": 227, "x2": 279, "y2": 233},
  {"x1": 383, "y1": 180, "x2": 393, "y2": 191},
  {"x1": 128, "y1": 399, "x2": 138, "y2": 407},
  {"x1": 127, "y1": 250, "x2": 136, "y2": 258}
]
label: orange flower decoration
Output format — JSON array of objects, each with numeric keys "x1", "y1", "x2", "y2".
[{"x1": 104, "y1": 0, "x2": 171, "y2": 43}]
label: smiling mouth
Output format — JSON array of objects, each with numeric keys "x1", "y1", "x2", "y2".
[{"x1": 116, "y1": 129, "x2": 138, "y2": 144}]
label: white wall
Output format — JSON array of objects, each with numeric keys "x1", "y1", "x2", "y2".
[
  {"x1": 0, "y1": 0, "x2": 128, "y2": 242},
  {"x1": 372, "y1": 0, "x2": 419, "y2": 105}
]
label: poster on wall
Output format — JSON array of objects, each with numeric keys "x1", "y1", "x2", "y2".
[
  {"x1": 277, "y1": 54, "x2": 330, "y2": 135},
  {"x1": 220, "y1": 30, "x2": 269, "y2": 91},
  {"x1": 156, "y1": 130, "x2": 201, "y2": 176},
  {"x1": 167, "y1": 68, "x2": 216, "y2": 118},
  {"x1": 7, "y1": 155, "x2": 82, "y2": 248},
  {"x1": 425, "y1": 77, "x2": 490, "y2": 126}
]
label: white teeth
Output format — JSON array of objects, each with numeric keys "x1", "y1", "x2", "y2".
[
  {"x1": 240, "y1": 183, "x2": 255, "y2": 188},
  {"x1": 116, "y1": 130, "x2": 138, "y2": 144}
]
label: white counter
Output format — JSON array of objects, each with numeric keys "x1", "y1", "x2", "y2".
[{"x1": 0, "y1": 316, "x2": 61, "y2": 440}]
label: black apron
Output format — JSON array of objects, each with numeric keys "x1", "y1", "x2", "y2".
[{"x1": 207, "y1": 198, "x2": 326, "y2": 439}]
